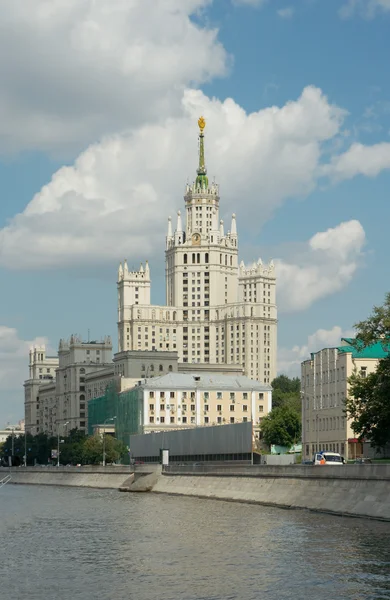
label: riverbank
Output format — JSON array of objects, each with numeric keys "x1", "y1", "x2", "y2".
[
  {"x1": 4, "y1": 466, "x2": 136, "y2": 489},
  {"x1": 152, "y1": 464, "x2": 390, "y2": 521}
]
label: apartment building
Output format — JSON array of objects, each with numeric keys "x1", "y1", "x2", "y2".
[{"x1": 301, "y1": 338, "x2": 387, "y2": 460}]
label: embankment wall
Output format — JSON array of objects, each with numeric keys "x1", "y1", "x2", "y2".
[
  {"x1": 5, "y1": 466, "x2": 137, "y2": 489},
  {"x1": 152, "y1": 465, "x2": 390, "y2": 521}
]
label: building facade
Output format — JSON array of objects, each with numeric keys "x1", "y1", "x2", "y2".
[
  {"x1": 25, "y1": 336, "x2": 112, "y2": 436},
  {"x1": 24, "y1": 346, "x2": 59, "y2": 435},
  {"x1": 117, "y1": 117, "x2": 277, "y2": 384},
  {"x1": 301, "y1": 338, "x2": 387, "y2": 460},
  {"x1": 88, "y1": 372, "x2": 272, "y2": 442}
]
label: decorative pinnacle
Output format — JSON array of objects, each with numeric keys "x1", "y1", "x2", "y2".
[{"x1": 196, "y1": 116, "x2": 208, "y2": 189}]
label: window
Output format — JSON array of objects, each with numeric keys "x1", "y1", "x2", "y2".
[
  {"x1": 191, "y1": 417, "x2": 195, "y2": 424},
  {"x1": 259, "y1": 393, "x2": 264, "y2": 400},
  {"x1": 243, "y1": 392, "x2": 248, "y2": 400},
  {"x1": 360, "y1": 367, "x2": 367, "y2": 378},
  {"x1": 191, "y1": 404, "x2": 196, "y2": 411},
  {"x1": 217, "y1": 392, "x2": 222, "y2": 399},
  {"x1": 184, "y1": 254, "x2": 187, "y2": 264},
  {"x1": 205, "y1": 253, "x2": 209, "y2": 264},
  {"x1": 159, "y1": 364, "x2": 163, "y2": 372},
  {"x1": 204, "y1": 416, "x2": 209, "y2": 424},
  {"x1": 170, "y1": 416, "x2": 175, "y2": 423},
  {"x1": 149, "y1": 404, "x2": 154, "y2": 410},
  {"x1": 170, "y1": 391, "x2": 175, "y2": 398},
  {"x1": 204, "y1": 392, "x2": 209, "y2": 400},
  {"x1": 230, "y1": 405, "x2": 235, "y2": 412},
  {"x1": 230, "y1": 392, "x2": 235, "y2": 401},
  {"x1": 160, "y1": 404, "x2": 165, "y2": 411},
  {"x1": 259, "y1": 405, "x2": 264, "y2": 412},
  {"x1": 149, "y1": 391, "x2": 154, "y2": 398},
  {"x1": 168, "y1": 365, "x2": 173, "y2": 372},
  {"x1": 160, "y1": 416, "x2": 165, "y2": 423},
  {"x1": 230, "y1": 417, "x2": 235, "y2": 424},
  {"x1": 150, "y1": 364, "x2": 154, "y2": 372},
  {"x1": 204, "y1": 405, "x2": 209, "y2": 412},
  {"x1": 182, "y1": 417, "x2": 187, "y2": 423},
  {"x1": 160, "y1": 391, "x2": 165, "y2": 398},
  {"x1": 149, "y1": 417, "x2": 154, "y2": 423},
  {"x1": 242, "y1": 405, "x2": 248, "y2": 412}
]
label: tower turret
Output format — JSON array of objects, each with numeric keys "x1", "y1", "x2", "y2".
[{"x1": 195, "y1": 116, "x2": 208, "y2": 190}]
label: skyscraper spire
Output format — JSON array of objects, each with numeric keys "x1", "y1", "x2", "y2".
[{"x1": 196, "y1": 116, "x2": 208, "y2": 189}]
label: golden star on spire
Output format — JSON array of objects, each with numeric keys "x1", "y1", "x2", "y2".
[{"x1": 198, "y1": 116, "x2": 206, "y2": 132}]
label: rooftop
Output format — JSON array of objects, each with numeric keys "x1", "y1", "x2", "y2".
[
  {"x1": 308, "y1": 337, "x2": 389, "y2": 361},
  {"x1": 337, "y1": 338, "x2": 389, "y2": 359},
  {"x1": 138, "y1": 372, "x2": 271, "y2": 391}
]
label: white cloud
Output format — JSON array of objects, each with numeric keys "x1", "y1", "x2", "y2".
[
  {"x1": 0, "y1": 0, "x2": 227, "y2": 154},
  {"x1": 278, "y1": 325, "x2": 355, "y2": 376},
  {"x1": 326, "y1": 142, "x2": 390, "y2": 181},
  {"x1": 232, "y1": 0, "x2": 267, "y2": 6},
  {"x1": 339, "y1": 0, "x2": 390, "y2": 18},
  {"x1": 277, "y1": 7, "x2": 294, "y2": 18},
  {"x1": 0, "y1": 326, "x2": 48, "y2": 391},
  {"x1": 0, "y1": 85, "x2": 346, "y2": 270},
  {"x1": 275, "y1": 220, "x2": 366, "y2": 312}
]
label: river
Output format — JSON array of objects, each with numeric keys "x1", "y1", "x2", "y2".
[{"x1": 0, "y1": 485, "x2": 389, "y2": 599}]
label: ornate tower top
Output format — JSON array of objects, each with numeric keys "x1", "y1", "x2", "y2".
[{"x1": 196, "y1": 115, "x2": 208, "y2": 189}]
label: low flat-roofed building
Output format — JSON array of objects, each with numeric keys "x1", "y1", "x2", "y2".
[{"x1": 88, "y1": 372, "x2": 272, "y2": 445}]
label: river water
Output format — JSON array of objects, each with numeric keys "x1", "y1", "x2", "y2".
[{"x1": 0, "y1": 485, "x2": 389, "y2": 600}]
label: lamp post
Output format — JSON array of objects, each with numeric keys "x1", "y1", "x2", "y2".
[
  {"x1": 57, "y1": 421, "x2": 69, "y2": 467},
  {"x1": 102, "y1": 417, "x2": 116, "y2": 467},
  {"x1": 24, "y1": 425, "x2": 28, "y2": 468}
]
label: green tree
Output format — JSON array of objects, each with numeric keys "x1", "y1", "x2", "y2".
[
  {"x1": 103, "y1": 436, "x2": 127, "y2": 464},
  {"x1": 345, "y1": 292, "x2": 390, "y2": 450},
  {"x1": 83, "y1": 435, "x2": 103, "y2": 465},
  {"x1": 271, "y1": 374, "x2": 301, "y2": 413},
  {"x1": 261, "y1": 405, "x2": 301, "y2": 448}
]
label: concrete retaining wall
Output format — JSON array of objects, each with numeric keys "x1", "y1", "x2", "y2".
[
  {"x1": 153, "y1": 465, "x2": 390, "y2": 521},
  {"x1": 5, "y1": 466, "x2": 136, "y2": 489}
]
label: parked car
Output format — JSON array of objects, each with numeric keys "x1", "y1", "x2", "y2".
[
  {"x1": 353, "y1": 457, "x2": 372, "y2": 464},
  {"x1": 313, "y1": 451, "x2": 344, "y2": 465}
]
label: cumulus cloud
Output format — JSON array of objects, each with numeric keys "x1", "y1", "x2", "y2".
[
  {"x1": 0, "y1": 85, "x2": 346, "y2": 270},
  {"x1": 339, "y1": 0, "x2": 390, "y2": 18},
  {"x1": 0, "y1": 326, "x2": 48, "y2": 391},
  {"x1": 325, "y1": 142, "x2": 390, "y2": 181},
  {"x1": 0, "y1": 0, "x2": 227, "y2": 154},
  {"x1": 278, "y1": 325, "x2": 355, "y2": 376},
  {"x1": 232, "y1": 0, "x2": 267, "y2": 6},
  {"x1": 277, "y1": 7, "x2": 294, "y2": 18},
  {"x1": 275, "y1": 220, "x2": 366, "y2": 312}
]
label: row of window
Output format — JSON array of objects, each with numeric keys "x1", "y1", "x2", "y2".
[
  {"x1": 149, "y1": 416, "x2": 258, "y2": 425},
  {"x1": 149, "y1": 403, "x2": 264, "y2": 412},
  {"x1": 149, "y1": 391, "x2": 265, "y2": 400}
]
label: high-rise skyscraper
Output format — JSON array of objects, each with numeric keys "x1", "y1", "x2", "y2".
[{"x1": 117, "y1": 118, "x2": 277, "y2": 383}]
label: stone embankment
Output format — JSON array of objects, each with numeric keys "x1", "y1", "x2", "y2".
[
  {"x1": 6, "y1": 466, "x2": 146, "y2": 489},
  {"x1": 152, "y1": 464, "x2": 390, "y2": 521}
]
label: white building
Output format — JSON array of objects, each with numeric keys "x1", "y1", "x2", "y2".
[
  {"x1": 301, "y1": 338, "x2": 387, "y2": 460},
  {"x1": 24, "y1": 346, "x2": 59, "y2": 435},
  {"x1": 117, "y1": 117, "x2": 277, "y2": 383},
  {"x1": 25, "y1": 336, "x2": 112, "y2": 436}
]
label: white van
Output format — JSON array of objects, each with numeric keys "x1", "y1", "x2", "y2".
[{"x1": 313, "y1": 451, "x2": 344, "y2": 466}]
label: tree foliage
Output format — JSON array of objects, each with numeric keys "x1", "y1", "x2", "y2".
[
  {"x1": 261, "y1": 405, "x2": 301, "y2": 447},
  {"x1": 271, "y1": 374, "x2": 301, "y2": 413},
  {"x1": 1, "y1": 429, "x2": 127, "y2": 466},
  {"x1": 345, "y1": 292, "x2": 390, "y2": 450}
]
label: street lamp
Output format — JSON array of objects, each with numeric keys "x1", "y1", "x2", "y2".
[
  {"x1": 102, "y1": 417, "x2": 116, "y2": 467},
  {"x1": 57, "y1": 421, "x2": 69, "y2": 467}
]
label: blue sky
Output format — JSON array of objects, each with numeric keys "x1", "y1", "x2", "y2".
[{"x1": 1, "y1": 0, "x2": 390, "y2": 424}]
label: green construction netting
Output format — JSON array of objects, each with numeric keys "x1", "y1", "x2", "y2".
[{"x1": 88, "y1": 382, "x2": 144, "y2": 458}]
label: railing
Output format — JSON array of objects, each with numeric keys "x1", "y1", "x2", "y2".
[{"x1": 0, "y1": 474, "x2": 11, "y2": 488}]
